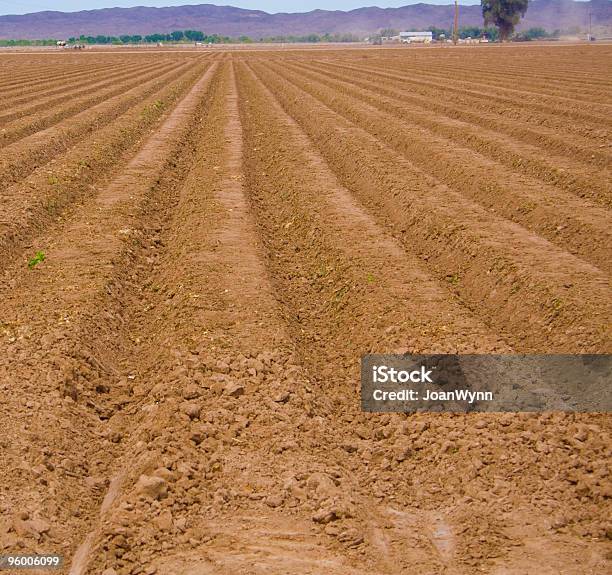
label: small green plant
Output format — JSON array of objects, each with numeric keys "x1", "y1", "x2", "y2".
[
  {"x1": 141, "y1": 99, "x2": 165, "y2": 118},
  {"x1": 550, "y1": 297, "x2": 564, "y2": 317},
  {"x1": 28, "y1": 251, "x2": 45, "y2": 269},
  {"x1": 446, "y1": 273, "x2": 460, "y2": 286},
  {"x1": 314, "y1": 265, "x2": 330, "y2": 279}
]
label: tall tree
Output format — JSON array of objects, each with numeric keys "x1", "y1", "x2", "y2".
[{"x1": 481, "y1": 0, "x2": 529, "y2": 41}]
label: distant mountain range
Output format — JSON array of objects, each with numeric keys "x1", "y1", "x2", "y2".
[{"x1": 0, "y1": 0, "x2": 610, "y2": 40}]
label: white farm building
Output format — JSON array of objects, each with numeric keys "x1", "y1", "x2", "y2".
[{"x1": 399, "y1": 31, "x2": 433, "y2": 43}]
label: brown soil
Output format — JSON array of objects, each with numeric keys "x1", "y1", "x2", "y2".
[{"x1": 0, "y1": 44, "x2": 610, "y2": 575}]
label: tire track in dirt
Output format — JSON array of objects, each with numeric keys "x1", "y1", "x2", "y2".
[
  {"x1": 249, "y1": 61, "x2": 611, "y2": 353},
  {"x1": 273, "y1": 60, "x2": 612, "y2": 266},
  {"x1": 0, "y1": 62, "x2": 219, "y2": 573}
]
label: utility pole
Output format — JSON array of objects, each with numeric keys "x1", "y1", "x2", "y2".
[
  {"x1": 453, "y1": 0, "x2": 459, "y2": 45},
  {"x1": 588, "y1": 10, "x2": 592, "y2": 41}
]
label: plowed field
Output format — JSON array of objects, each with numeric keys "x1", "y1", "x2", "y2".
[{"x1": 0, "y1": 45, "x2": 610, "y2": 575}]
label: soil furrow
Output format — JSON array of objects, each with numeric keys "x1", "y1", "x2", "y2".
[
  {"x1": 329, "y1": 55, "x2": 612, "y2": 116},
  {"x1": 1, "y1": 45, "x2": 610, "y2": 575},
  {"x1": 314, "y1": 60, "x2": 612, "y2": 136},
  {"x1": 295, "y1": 59, "x2": 611, "y2": 167},
  {"x1": 249, "y1": 61, "x2": 611, "y2": 353},
  {"x1": 0, "y1": 62, "x2": 219, "y2": 572},
  {"x1": 265, "y1": 61, "x2": 612, "y2": 271},
  {"x1": 0, "y1": 60, "x2": 166, "y2": 126},
  {"x1": 0, "y1": 57, "x2": 206, "y2": 189},
  {"x1": 0, "y1": 60, "x2": 183, "y2": 146},
  {"x1": 0, "y1": 52, "x2": 209, "y2": 106},
  {"x1": 0, "y1": 62, "x2": 121, "y2": 96},
  {"x1": 0, "y1": 64, "x2": 208, "y2": 274},
  {"x1": 0, "y1": 53, "x2": 206, "y2": 104},
  {"x1": 74, "y1": 61, "x2": 392, "y2": 575},
  {"x1": 352, "y1": 57, "x2": 612, "y2": 104},
  {"x1": 237, "y1": 58, "x2": 609, "y2": 573},
  {"x1": 285, "y1": 59, "x2": 611, "y2": 198}
]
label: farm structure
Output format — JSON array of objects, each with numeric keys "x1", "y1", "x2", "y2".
[
  {"x1": 399, "y1": 31, "x2": 434, "y2": 43},
  {"x1": 0, "y1": 44, "x2": 610, "y2": 574}
]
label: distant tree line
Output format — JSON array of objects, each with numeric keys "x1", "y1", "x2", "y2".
[
  {"x1": 427, "y1": 25, "x2": 557, "y2": 42},
  {"x1": 66, "y1": 30, "x2": 232, "y2": 44},
  {"x1": 513, "y1": 27, "x2": 557, "y2": 41},
  {"x1": 0, "y1": 38, "x2": 59, "y2": 46},
  {"x1": 259, "y1": 32, "x2": 361, "y2": 43},
  {"x1": 0, "y1": 26, "x2": 566, "y2": 47},
  {"x1": 64, "y1": 30, "x2": 361, "y2": 45},
  {"x1": 428, "y1": 26, "x2": 500, "y2": 41}
]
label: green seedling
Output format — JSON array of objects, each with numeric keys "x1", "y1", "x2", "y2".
[
  {"x1": 446, "y1": 273, "x2": 460, "y2": 286},
  {"x1": 28, "y1": 251, "x2": 46, "y2": 269},
  {"x1": 550, "y1": 297, "x2": 564, "y2": 316},
  {"x1": 142, "y1": 100, "x2": 165, "y2": 117}
]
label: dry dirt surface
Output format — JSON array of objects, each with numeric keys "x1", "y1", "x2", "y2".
[{"x1": 0, "y1": 44, "x2": 610, "y2": 575}]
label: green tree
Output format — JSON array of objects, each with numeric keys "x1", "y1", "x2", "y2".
[
  {"x1": 429, "y1": 26, "x2": 450, "y2": 40},
  {"x1": 524, "y1": 26, "x2": 548, "y2": 39},
  {"x1": 459, "y1": 25, "x2": 484, "y2": 38},
  {"x1": 184, "y1": 30, "x2": 205, "y2": 42},
  {"x1": 513, "y1": 27, "x2": 549, "y2": 41},
  {"x1": 144, "y1": 33, "x2": 165, "y2": 43},
  {"x1": 484, "y1": 26, "x2": 499, "y2": 41},
  {"x1": 481, "y1": 0, "x2": 529, "y2": 41}
]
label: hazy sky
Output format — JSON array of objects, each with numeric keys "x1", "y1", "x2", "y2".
[{"x1": 0, "y1": 0, "x2": 484, "y2": 17}]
